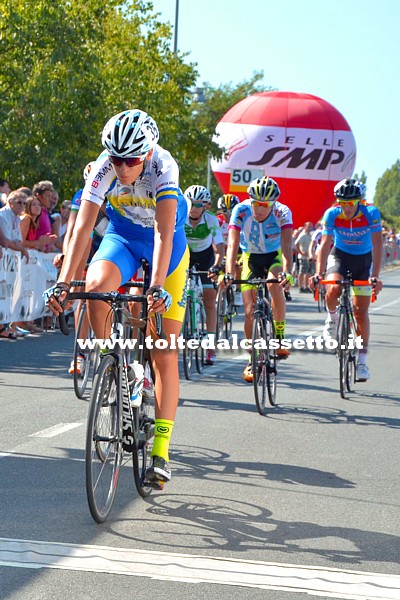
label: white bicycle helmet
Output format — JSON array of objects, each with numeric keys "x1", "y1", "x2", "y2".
[
  {"x1": 83, "y1": 161, "x2": 95, "y2": 181},
  {"x1": 334, "y1": 178, "x2": 365, "y2": 200},
  {"x1": 101, "y1": 109, "x2": 159, "y2": 157},
  {"x1": 247, "y1": 176, "x2": 280, "y2": 202},
  {"x1": 184, "y1": 185, "x2": 211, "y2": 205}
]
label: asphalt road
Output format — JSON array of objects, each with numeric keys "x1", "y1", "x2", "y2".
[{"x1": 1, "y1": 268, "x2": 399, "y2": 600}]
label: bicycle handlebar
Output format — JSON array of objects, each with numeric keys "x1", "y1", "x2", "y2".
[
  {"x1": 232, "y1": 278, "x2": 281, "y2": 285},
  {"x1": 58, "y1": 290, "x2": 164, "y2": 338},
  {"x1": 319, "y1": 279, "x2": 370, "y2": 286}
]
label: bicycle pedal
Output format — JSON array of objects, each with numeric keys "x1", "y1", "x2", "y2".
[{"x1": 144, "y1": 479, "x2": 164, "y2": 490}]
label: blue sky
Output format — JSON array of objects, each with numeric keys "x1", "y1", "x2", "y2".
[{"x1": 155, "y1": 0, "x2": 399, "y2": 199}]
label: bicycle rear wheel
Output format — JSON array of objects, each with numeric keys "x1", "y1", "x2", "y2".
[
  {"x1": 182, "y1": 297, "x2": 194, "y2": 380},
  {"x1": 225, "y1": 286, "x2": 235, "y2": 343},
  {"x1": 86, "y1": 355, "x2": 122, "y2": 523},
  {"x1": 266, "y1": 315, "x2": 277, "y2": 406},
  {"x1": 73, "y1": 302, "x2": 92, "y2": 399},
  {"x1": 132, "y1": 357, "x2": 156, "y2": 497},
  {"x1": 251, "y1": 314, "x2": 268, "y2": 415}
]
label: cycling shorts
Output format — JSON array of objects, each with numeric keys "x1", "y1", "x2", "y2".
[
  {"x1": 189, "y1": 245, "x2": 215, "y2": 289},
  {"x1": 90, "y1": 229, "x2": 189, "y2": 322},
  {"x1": 241, "y1": 250, "x2": 283, "y2": 291},
  {"x1": 326, "y1": 248, "x2": 372, "y2": 297}
]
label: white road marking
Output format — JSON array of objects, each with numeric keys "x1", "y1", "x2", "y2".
[
  {"x1": 29, "y1": 422, "x2": 83, "y2": 438},
  {"x1": 1, "y1": 537, "x2": 400, "y2": 598},
  {"x1": 370, "y1": 298, "x2": 400, "y2": 312}
]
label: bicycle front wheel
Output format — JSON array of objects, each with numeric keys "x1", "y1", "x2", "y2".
[
  {"x1": 266, "y1": 315, "x2": 277, "y2": 406},
  {"x1": 182, "y1": 297, "x2": 194, "y2": 380},
  {"x1": 86, "y1": 355, "x2": 122, "y2": 523},
  {"x1": 73, "y1": 302, "x2": 91, "y2": 399},
  {"x1": 251, "y1": 314, "x2": 268, "y2": 415},
  {"x1": 132, "y1": 357, "x2": 156, "y2": 497},
  {"x1": 195, "y1": 304, "x2": 206, "y2": 374},
  {"x1": 337, "y1": 311, "x2": 351, "y2": 399},
  {"x1": 216, "y1": 287, "x2": 227, "y2": 342}
]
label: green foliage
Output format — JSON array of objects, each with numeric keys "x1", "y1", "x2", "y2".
[
  {"x1": 0, "y1": 0, "x2": 272, "y2": 207},
  {"x1": 374, "y1": 160, "x2": 400, "y2": 218}
]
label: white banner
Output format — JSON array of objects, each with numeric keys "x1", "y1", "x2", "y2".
[{"x1": 0, "y1": 249, "x2": 58, "y2": 324}]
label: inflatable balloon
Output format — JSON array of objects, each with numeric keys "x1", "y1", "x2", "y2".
[{"x1": 211, "y1": 91, "x2": 356, "y2": 227}]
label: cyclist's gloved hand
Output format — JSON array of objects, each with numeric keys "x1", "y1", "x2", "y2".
[
  {"x1": 369, "y1": 276, "x2": 383, "y2": 294},
  {"x1": 43, "y1": 282, "x2": 70, "y2": 315},
  {"x1": 278, "y1": 272, "x2": 294, "y2": 287},
  {"x1": 147, "y1": 285, "x2": 172, "y2": 312},
  {"x1": 224, "y1": 273, "x2": 234, "y2": 286}
]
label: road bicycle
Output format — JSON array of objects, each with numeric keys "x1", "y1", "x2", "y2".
[
  {"x1": 69, "y1": 279, "x2": 99, "y2": 399},
  {"x1": 319, "y1": 277, "x2": 374, "y2": 399},
  {"x1": 215, "y1": 283, "x2": 237, "y2": 343},
  {"x1": 314, "y1": 282, "x2": 327, "y2": 313},
  {"x1": 182, "y1": 267, "x2": 207, "y2": 380},
  {"x1": 59, "y1": 262, "x2": 163, "y2": 523},
  {"x1": 233, "y1": 277, "x2": 282, "y2": 415}
]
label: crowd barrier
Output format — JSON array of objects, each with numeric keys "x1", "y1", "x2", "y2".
[
  {"x1": 0, "y1": 241, "x2": 398, "y2": 326},
  {"x1": 0, "y1": 249, "x2": 57, "y2": 325}
]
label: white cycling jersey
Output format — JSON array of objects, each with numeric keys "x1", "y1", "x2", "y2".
[
  {"x1": 82, "y1": 146, "x2": 187, "y2": 241},
  {"x1": 184, "y1": 211, "x2": 223, "y2": 253}
]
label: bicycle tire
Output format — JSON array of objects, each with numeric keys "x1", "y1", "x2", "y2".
[
  {"x1": 132, "y1": 356, "x2": 156, "y2": 498},
  {"x1": 346, "y1": 314, "x2": 358, "y2": 392},
  {"x1": 266, "y1": 315, "x2": 277, "y2": 406},
  {"x1": 317, "y1": 287, "x2": 326, "y2": 313},
  {"x1": 225, "y1": 286, "x2": 235, "y2": 343},
  {"x1": 182, "y1": 297, "x2": 194, "y2": 380},
  {"x1": 338, "y1": 311, "x2": 350, "y2": 399},
  {"x1": 73, "y1": 302, "x2": 92, "y2": 399},
  {"x1": 251, "y1": 314, "x2": 268, "y2": 415},
  {"x1": 216, "y1": 287, "x2": 227, "y2": 342},
  {"x1": 86, "y1": 354, "x2": 122, "y2": 523},
  {"x1": 195, "y1": 303, "x2": 206, "y2": 374}
]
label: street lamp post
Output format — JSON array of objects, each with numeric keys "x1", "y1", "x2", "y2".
[
  {"x1": 173, "y1": 0, "x2": 179, "y2": 53},
  {"x1": 191, "y1": 87, "x2": 211, "y2": 189}
]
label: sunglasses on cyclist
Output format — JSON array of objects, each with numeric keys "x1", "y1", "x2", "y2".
[
  {"x1": 109, "y1": 155, "x2": 147, "y2": 167},
  {"x1": 191, "y1": 202, "x2": 204, "y2": 209},
  {"x1": 339, "y1": 199, "x2": 359, "y2": 207},
  {"x1": 251, "y1": 200, "x2": 275, "y2": 208}
]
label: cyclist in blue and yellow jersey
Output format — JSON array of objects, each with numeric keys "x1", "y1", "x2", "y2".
[
  {"x1": 311, "y1": 178, "x2": 383, "y2": 382},
  {"x1": 44, "y1": 109, "x2": 189, "y2": 485},
  {"x1": 184, "y1": 185, "x2": 224, "y2": 365},
  {"x1": 222, "y1": 176, "x2": 294, "y2": 382}
]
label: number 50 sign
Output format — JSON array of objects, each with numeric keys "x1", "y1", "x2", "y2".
[{"x1": 230, "y1": 168, "x2": 264, "y2": 192}]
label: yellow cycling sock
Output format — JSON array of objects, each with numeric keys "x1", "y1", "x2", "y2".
[
  {"x1": 151, "y1": 419, "x2": 174, "y2": 462},
  {"x1": 274, "y1": 320, "x2": 285, "y2": 340}
]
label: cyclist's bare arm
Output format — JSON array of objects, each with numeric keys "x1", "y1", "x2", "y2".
[
  {"x1": 212, "y1": 241, "x2": 224, "y2": 268},
  {"x1": 371, "y1": 230, "x2": 383, "y2": 279},
  {"x1": 316, "y1": 233, "x2": 333, "y2": 276},
  {"x1": 59, "y1": 200, "x2": 99, "y2": 285},
  {"x1": 280, "y1": 227, "x2": 294, "y2": 274},
  {"x1": 149, "y1": 199, "x2": 175, "y2": 313},
  {"x1": 62, "y1": 210, "x2": 78, "y2": 255},
  {"x1": 225, "y1": 228, "x2": 240, "y2": 278}
]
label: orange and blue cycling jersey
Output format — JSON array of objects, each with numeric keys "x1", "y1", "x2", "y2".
[{"x1": 322, "y1": 203, "x2": 382, "y2": 255}]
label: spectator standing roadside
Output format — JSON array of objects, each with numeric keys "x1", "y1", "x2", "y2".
[
  {"x1": 295, "y1": 221, "x2": 314, "y2": 292},
  {"x1": 32, "y1": 181, "x2": 58, "y2": 252},
  {"x1": 0, "y1": 178, "x2": 11, "y2": 207},
  {"x1": 20, "y1": 197, "x2": 57, "y2": 251}
]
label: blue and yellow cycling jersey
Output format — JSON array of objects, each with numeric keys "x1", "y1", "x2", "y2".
[
  {"x1": 322, "y1": 203, "x2": 382, "y2": 255},
  {"x1": 228, "y1": 200, "x2": 293, "y2": 253},
  {"x1": 82, "y1": 146, "x2": 188, "y2": 240},
  {"x1": 71, "y1": 188, "x2": 83, "y2": 212}
]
